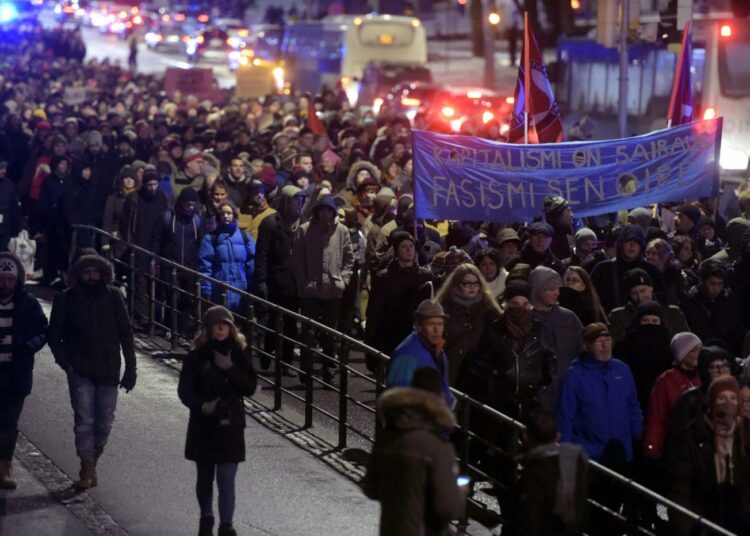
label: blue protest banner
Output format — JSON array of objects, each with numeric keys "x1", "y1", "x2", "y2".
[{"x1": 412, "y1": 118, "x2": 722, "y2": 221}]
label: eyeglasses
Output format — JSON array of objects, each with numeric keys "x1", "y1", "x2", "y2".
[
  {"x1": 708, "y1": 363, "x2": 731, "y2": 372},
  {"x1": 461, "y1": 281, "x2": 481, "y2": 288}
]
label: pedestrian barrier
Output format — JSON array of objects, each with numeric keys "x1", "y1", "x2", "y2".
[{"x1": 70, "y1": 224, "x2": 738, "y2": 536}]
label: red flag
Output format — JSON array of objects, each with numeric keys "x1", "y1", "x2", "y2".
[
  {"x1": 667, "y1": 22, "x2": 693, "y2": 127},
  {"x1": 306, "y1": 98, "x2": 328, "y2": 136},
  {"x1": 508, "y1": 12, "x2": 564, "y2": 144}
]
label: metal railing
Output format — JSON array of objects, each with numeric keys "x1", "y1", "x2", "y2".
[{"x1": 71, "y1": 225, "x2": 737, "y2": 536}]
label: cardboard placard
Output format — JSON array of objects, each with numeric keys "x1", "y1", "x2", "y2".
[
  {"x1": 235, "y1": 64, "x2": 273, "y2": 99},
  {"x1": 163, "y1": 67, "x2": 222, "y2": 101}
]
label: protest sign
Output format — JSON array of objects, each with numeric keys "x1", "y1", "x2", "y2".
[
  {"x1": 63, "y1": 87, "x2": 87, "y2": 106},
  {"x1": 163, "y1": 68, "x2": 221, "y2": 101},
  {"x1": 235, "y1": 64, "x2": 273, "y2": 99},
  {"x1": 413, "y1": 119, "x2": 722, "y2": 221}
]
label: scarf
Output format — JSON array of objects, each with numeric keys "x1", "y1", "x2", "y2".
[
  {"x1": 504, "y1": 307, "x2": 532, "y2": 342},
  {"x1": 449, "y1": 287, "x2": 483, "y2": 308},
  {"x1": 705, "y1": 414, "x2": 738, "y2": 484}
]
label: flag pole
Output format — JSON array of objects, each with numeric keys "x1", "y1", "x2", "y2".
[
  {"x1": 667, "y1": 21, "x2": 691, "y2": 128},
  {"x1": 523, "y1": 11, "x2": 530, "y2": 144}
]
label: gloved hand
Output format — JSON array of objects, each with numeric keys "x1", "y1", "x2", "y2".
[
  {"x1": 119, "y1": 367, "x2": 137, "y2": 392},
  {"x1": 213, "y1": 350, "x2": 233, "y2": 371},
  {"x1": 201, "y1": 397, "x2": 220, "y2": 415}
]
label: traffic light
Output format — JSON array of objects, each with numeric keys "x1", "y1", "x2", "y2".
[{"x1": 596, "y1": 0, "x2": 618, "y2": 47}]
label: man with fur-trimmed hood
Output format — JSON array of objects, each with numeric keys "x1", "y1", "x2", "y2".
[
  {"x1": 48, "y1": 251, "x2": 136, "y2": 491},
  {"x1": 335, "y1": 160, "x2": 381, "y2": 212},
  {"x1": 0, "y1": 252, "x2": 48, "y2": 490},
  {"x1": 363, "y1": 367, "x2": 466, "y2": 536}
]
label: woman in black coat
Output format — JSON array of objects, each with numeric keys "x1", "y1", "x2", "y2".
[{"x1": 178, "y1": 306, "x2": 257, "y2": 536}]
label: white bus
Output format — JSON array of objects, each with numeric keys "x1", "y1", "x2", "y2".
[
  {"x1": 280, "y1": 13, "x2": 428, "y2": 99},
  {"x1": 696, "y1": 16, "x2": 750, "y2": 177}
]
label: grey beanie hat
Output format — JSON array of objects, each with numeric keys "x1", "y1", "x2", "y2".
[
  {"x1": 529, "y1": 266, "x2": 562, "y2": 301},
  {"x1": 670, "y1": 332, "x2": 702, "y2": 363},
  {"x1": 628, "y1": 207, "x2": 652, "y2": 230},
  {"x1": 88, "y1": 130, "x2": 103, "y2": 146},
  {"x1": 574, "y1": 227, "x2": 597, "y2": 249},
  {"x1": 203, "y1": 306, "x2": 235, "y2": 328}
]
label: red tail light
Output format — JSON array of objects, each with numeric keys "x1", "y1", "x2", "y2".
[{"x1": 720, "y1": 24, "x2": 732, "y2": 38}]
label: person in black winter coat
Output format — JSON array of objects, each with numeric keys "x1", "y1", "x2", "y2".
[
  {"x1": 47, "y1": 252, "x2": 136, "y2": 491},
  {"x1": 681, "y1": 259, "x2": 743, "y2": 355},
  {"x1": 542, "y1": 195, "x2": 574, "y2": 261},
  {"x1": 365, "y1": 231, "x2": 432, "y2": 368},
  {"x1": 512, "y1": 411, "x2": 589, "y2": 536},
  {"x1": 363, "y1": 369, "x2": 466, "y2": 536},
  {"x1": 123, "y1": 170, "x2": 169, "y2": 327},
  {"x1": 255, "y1": 185, "x2": 306, "y2": 371},
  {"x1": 153, "y1": 187, "x2": 203, "y2": 335},
  {"x1": 39, "y1": 155, "x2": 71, "y2": 285},
  {"x1": 178, "y1": 306, "x2": 257, "y2": 536},
  {"x1": 613, "y1": 300, "x2": 674, "y2": 411},
  {"x1": 663, "y1": 346, "x2": 733, "y2": 468},
  {"x1": 0, "y1": 252, "x2": 48, "y2": 490},
  {"x1": 63, "y1": 159, "x2": 102, "y2": 250},
  {"x1": 0, "y1": 159, "x2": 21, "y2": 252},
  {"x1": 590, "y1": 224, "x2": 666, "y2": 312},
  {"x1": 519, "y1": 222, "x2": 565, "y2": 274},
  {"x1": 458, "y1": 281, "x2": 555, "y2": 504},
  {"x1": 669, "y1": 376, "x2": 750, "y2": 535}
]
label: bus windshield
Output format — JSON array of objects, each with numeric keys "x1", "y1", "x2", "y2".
[{"x1": 718, "y1": 24, "x2": 750, "y2": 97}]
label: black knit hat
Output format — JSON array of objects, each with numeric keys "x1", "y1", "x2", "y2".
[
  {"x1": 676, "y1": 204, "x2": 702, "y2": 226},
  {"x1": 632, "y1": 300, "x2": 665, "y2": 324},
  {"x1": 623, "y1": 268, "x2": 653, "y2": 292},
  {"x1": 391, "y1": 231, "x2": 415, "y2": 250},
  {"x1": 503, "y1": 280, "x2": 532, "y2": 302}
]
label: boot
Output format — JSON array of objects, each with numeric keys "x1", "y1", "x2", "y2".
[
  {"x1": 217, "y1": 523, "x2": 237, "y2": 536},
  {"x1": 0, "y1": 460, "x2": 17, "y2": 490},
  {"x1": 75, "y1": 459, "x2": 97, "y2": 490},
  {"x1": 94, "y1": 446, "x2": 104, "y2": 464},
  {"x1": 198, "y1": 515, "x2": 214, "y2": 536}
]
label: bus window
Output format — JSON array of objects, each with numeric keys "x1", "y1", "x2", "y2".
[{"x1": 357, "y1": 21, "x2": 416, "y2": 47}]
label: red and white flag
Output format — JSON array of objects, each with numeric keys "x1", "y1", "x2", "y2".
[
  {"x1": 508, "y1": 12, "x2": 564, "y2": 144},
  {"x1": 667, "y1": 22, "x2": 693, "y2": 127}
]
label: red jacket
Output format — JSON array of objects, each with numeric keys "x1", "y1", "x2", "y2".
[{"x1": 644, "y1": 366, "x2": 701, "y2": 458}]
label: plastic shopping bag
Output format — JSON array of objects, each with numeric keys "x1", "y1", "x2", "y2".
[{"x1": 9, "y1": 230, "x2": 36, "y2": 280}]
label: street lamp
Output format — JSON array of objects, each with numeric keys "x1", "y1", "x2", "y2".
[{"x1": 488, "y1": 11, "x2": 500, "y2": 25}]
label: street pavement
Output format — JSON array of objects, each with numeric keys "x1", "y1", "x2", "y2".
[
  {"x1": 52, "y1": 13, "x2": 522, "y2": 95},
  {"x1": 11, "y1": 301, "x2": 379, "y2": 536}
]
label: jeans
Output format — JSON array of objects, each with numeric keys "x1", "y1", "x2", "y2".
[
  {"x1": 67, "y1": 371, "x2": 118, "y2": 461},
  {"x1": 0, "y1": 398, "x2": 24, "y2": 460},
  {"x1": 299, "y1": 297, "x2": 341, "y2": 374},
  {"x1": 196, "y1": 462, "x2": 238, "y2": 523}
]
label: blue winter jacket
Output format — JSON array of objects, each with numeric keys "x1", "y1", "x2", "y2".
[
  {"x1": 199, "y1": 222, "x2": 255, "y2": 312},
  {"x1": 557, "y1": 354, "x2": 643, "y2": 465},
  {"x1": 386, "y1": 331, "x2": 453, "y2": 406}
]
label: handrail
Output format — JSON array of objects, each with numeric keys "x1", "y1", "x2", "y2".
[{"x1": 71, "y1": 224, "x2": 738, "y2": 536}]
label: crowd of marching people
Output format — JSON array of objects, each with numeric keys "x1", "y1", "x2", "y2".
[{"x1": 4, "y1": 22, "x2": 750, "y2": 536}]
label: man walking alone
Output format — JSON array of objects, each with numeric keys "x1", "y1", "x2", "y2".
[{"x1": 48, "y1": 252, "x2": 137, "y2": 490}]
